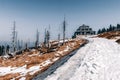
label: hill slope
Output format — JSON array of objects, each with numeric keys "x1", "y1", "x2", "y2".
[
  {"x1": 45, "y1": 38, "x2": 120, "y2": 80},
  {"x1": 0, "y1": 39, "x2": 87, "y2": 80},
  {"x1": 98, "y1": 31, "x2": 120, "y2": 43}
]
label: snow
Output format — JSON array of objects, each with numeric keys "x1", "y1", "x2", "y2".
[
  {"x1": 10, "y1": 78, "x2": 15, "y2": 80},
  {"x1": 55, "y1": 53, "x2": 60, "y2": 56},
  {"x1": 52, "y1": 58, "x2": 59, "y2": 62},
  {"x1": 0, "y1": 65, "x2": 40, "y2": 76},
  {"x1": 64, "y1": 46, "x2": 71, "y2": 52},
  {"x1": 111, "y1": 36, "x2": 120, "y2": 41},
  {"x1": 2, "y1": 54, "x2": 10, "y2": 59},
  {"x1": 56, "y1": 46, "x2": 71, "y2": 56},
  {"x1": 19, "y1": 77, "x2": 26, "y2": 80},
  {"x1": 1, "y1": 37, "x2": 120, "y2": 80},
  {"x1": 40, "y1": 60, "x2": 52, "y2": 67},
  {"x1": 59, "y1": 39, "x2": 68, "y2": 43},
  {"x1": 0, "y1": 42, "x2": 72, "y2": 79},
  {"x1": 28, "y1": 66, "x2": 41, "y2": 75},
  {"x1": 45, "y1": 38, "x2": 120, "y2": 80},
  {"x1": 0, "y1": 59, "x2": 54, "y2": 78},
  {"x1": 28, "y1": 53, "x2": 39, "y2": 57}
]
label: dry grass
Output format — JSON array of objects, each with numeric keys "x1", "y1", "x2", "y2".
[
  {"x1": 116, "y1": 39, "x2": 120, "y2": 44},
  {"x1": 98, "y1": 31, "x2": 120, "y2": 43},
  {"x1": 0, "y1": 73, "x2": 20, "y2": 80},
  {"x1": 98, "y1": 31, "x2": 120, "y2": 39},
  {"x1": 0, "y1": 39, "x2": 87, "y2": 80}
]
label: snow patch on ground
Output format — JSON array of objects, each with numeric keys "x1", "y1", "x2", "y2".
[
  {"x1": 19, "y1": 77, "x2": 26, "y2": 80},
  {"x1": 64, "y1": 46, "x2": 71, "y2": 52},
  {"x1": 0, "y1": 59, "x2": 54, "y2": 78},
  {"x1": 52, "y1": 58, "x2": 59, "y2": 62},
  {"x1": 0, "y1": 65, "x2": 40, "y2": 77},
  {"x1": 45, "y1": 38, "x2": 120, "y2": 80},
  {"x1": 111, "y1": 36, "x2": 120, "y2": 41},
  {"x1": 40, "y1": 60, "x2": 52, "y2": 67},
  {"x1": 0, "y1": 39, "x2": 84, "y2": 80}
]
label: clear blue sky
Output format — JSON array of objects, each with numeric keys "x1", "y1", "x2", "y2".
[{"x1": 0, "y1": 0, "x2": 120, "y2": 42}]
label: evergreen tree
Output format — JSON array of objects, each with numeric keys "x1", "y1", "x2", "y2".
[
  {"x1": 117, "y1": 24, "x2": 120, "y2": 30},
  {"x1": 1, "y1": 45, "x2": 4, "y2": 55},
  {"x1": 97, "y1": 24, "x2": 120, "y2": 34},
  {"x1": 6, "y1": 45, "x2": 10, "y2": 53},
  {"x1": 112, "y1": 26, "x2": 115, "y2": 31},
  {"x1": 106, "y1": 28, "x2": 109, "y2": 32},
  {"x1": 109, "y1": 24, "x2": 113, "y2": 31},
  {"x1": 97, "y1": 29, "x2": 101, "y2": 34},
  {"x1": 101, "y1": 28, "x2": 106, "y2": 33}
]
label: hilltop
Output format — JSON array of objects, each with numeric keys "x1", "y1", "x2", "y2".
[
  {"x1": 44, "y1": 32, "x2": 120, "y2": 80},
  {"x1": 0, "y1": 30, "x2": 120, "y2": 80}
]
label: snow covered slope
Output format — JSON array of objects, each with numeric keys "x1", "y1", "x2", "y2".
[{"x1": 45, "y1": 38, "x2": 120, "y2": 80}]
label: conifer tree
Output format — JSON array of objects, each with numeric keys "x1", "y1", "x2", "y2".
[
  {"x1": 97, "y1": 29, "x2": 101, "y2": 34},
  {"x1": 117, "y1": 24, "x2": 120, "y2": 30}
]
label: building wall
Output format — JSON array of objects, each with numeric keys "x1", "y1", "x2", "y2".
[{"x1": 72, "y1": 24, "x2": 96, "y2": 38}]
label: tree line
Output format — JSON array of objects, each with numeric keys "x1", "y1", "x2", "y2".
[
  {"x1": 97, "y1": 24, "x2": 120, "y2": 34},
  {"x1": 0, "y1": 45, "x2": 10, "y2": 56},
  {"x1": 0, "y1": 18, "x2": 67, "y2": 57}
]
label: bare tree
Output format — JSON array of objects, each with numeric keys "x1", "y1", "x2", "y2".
[
  {"x1": 20, "y1": 40, "x2": 23, "y2": 50},
  {"x1": 15, "y1": 31, "x2": 18, "y2": 50},
  {"x1": 44, "y1": 27, "x2": 50, "y2": 48},
  {"x1": 58, "y1": 33, "x2": 60, "y2": 41},
  {"x1": 35, "y1": 29, "x2": 39, "y2": 48},
  {"x1": 11, "y1": 21, "x2": 17, "y2": 52},
  {"x1": 17, "y1": 40, "x2": 21, "y2": 50},
  {"x1": 46, "y1": 30, "x2": 50, "y2": 48},
  {"x1": 44, "y1": 28, "x2": 47, "y2": 45},
  {"x1": 63, "y1": 16, "x2": 66, "y2": 45},
  {"x1": 25, "y1": 42, "x2": 28, "y2": 50},
  {"x1": 58, "y1": 33, "x2": 60, "y2": 47}
]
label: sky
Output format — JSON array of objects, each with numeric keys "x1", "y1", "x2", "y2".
[{"x1": 0, "y1": 0, "x2": 120, "y2": 42}]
